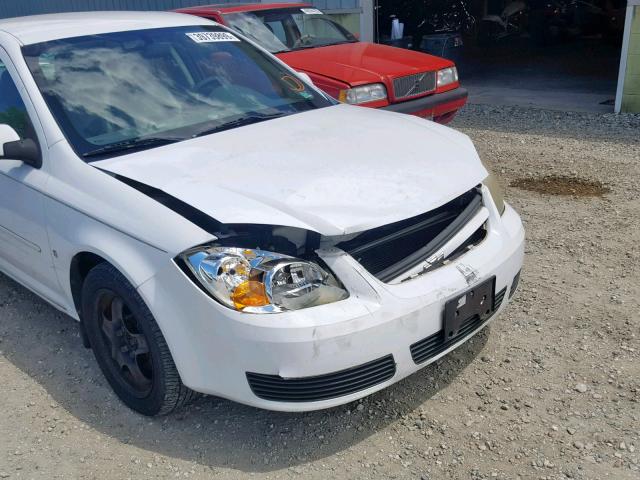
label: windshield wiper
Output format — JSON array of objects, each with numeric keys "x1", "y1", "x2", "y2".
[
  {"x1": 291, "y1": 44, "x2": 318, "y2": 51},
  {"x1": 82, "y1": 136, "x2": 181, "y2": 158},
  {"x1": 290, "y1": 40, "x2": 358, "y2": 51},
  {"x1": 192, "y1": 112, "x2": 287, "y2": 138}
]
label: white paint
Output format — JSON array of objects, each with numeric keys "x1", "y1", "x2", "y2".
[
  {"x1": 0, "y1": 12, "x2": 525, "y2": 412},
  {"x1": 139, "y1": 199, "x2": 524, "y2": 410},
  {"x1": 0, "y1": 124, "x2": 19, "y2": 156},
  {"x1": 96, "y1": 104, "x2": 488, "y2": 236}
]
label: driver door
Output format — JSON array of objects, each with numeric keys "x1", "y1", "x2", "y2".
[{"x1": 0, "y1": 54, "x2": 61, "y2": 304}]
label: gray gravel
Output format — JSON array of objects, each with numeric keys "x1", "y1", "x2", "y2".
[{"x1": 1, "y1": 104, "x2": 639, "y2": 479}]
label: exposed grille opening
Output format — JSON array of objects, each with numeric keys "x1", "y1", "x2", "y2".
[
  {"x1": 393, "y1": 71, "x2": 437, "y2": 100},
  {"x1": 438, "y1": 224, "x2": 487, "y2": 265},
  {"x1": 336, "y1": 188, "x2": 483, "y2": 283},
  {"x1": 410, "y1": 314, "x2": 486, "y2": 365},
  {"x1": 246, "y1": 354, "x2": 396, "y2": 402}
]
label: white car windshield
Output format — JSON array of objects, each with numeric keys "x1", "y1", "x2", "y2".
[
  {"x1": 22, "y1": 26, "x2": 332, "y2": 159},
  {"x1": 224, "y1": 8, "x2": 358, "y2": 54}
]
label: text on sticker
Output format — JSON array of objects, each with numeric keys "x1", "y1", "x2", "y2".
[{"x1": 186, "y1": 32, "x2": 240, "y2": 43}]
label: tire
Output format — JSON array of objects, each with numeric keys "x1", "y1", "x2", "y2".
[{"x1": 81, "y1": 262, "x2": 198, "y2": 416}]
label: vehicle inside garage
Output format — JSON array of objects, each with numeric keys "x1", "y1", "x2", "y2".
[{"x1": 373, "y1": 0, "x2": 626, "y2": 113}]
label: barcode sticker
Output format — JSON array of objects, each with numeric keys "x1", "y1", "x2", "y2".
[{"x1": 186, "y1": 31, "x2": 240, "y2": 43}]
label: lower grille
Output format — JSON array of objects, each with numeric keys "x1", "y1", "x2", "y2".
[
  {"x1": 393, "y1": 71, "x2": 436, "y2": 100},
  {"x1": 411, "y1": 314, "x2": 486, "y2": 365},
  {"x1": 410, "y1": 286, "x2": 508, "y2": 365},
  {"x1": 246, "y1": 355, "x2": 396, "y2": 402},
  {"x1": 493, "y1": 286, "x2": 507, "y2": 311}
]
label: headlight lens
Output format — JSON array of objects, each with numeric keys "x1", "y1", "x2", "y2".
[
  {"x1": 437, "y1": 67, "x2": 459, "y2": 88},
  {"x1": 180, "y1": 247, "x2": 348, "y2": 313},
  {"x1": 338, "y1": 83, "x2": 387, "y2": 104},
  {"x1": 484, "y1": 173, "x2": 506, "y2": 215}
]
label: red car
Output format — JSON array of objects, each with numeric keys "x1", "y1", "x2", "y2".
[{"x1": 175, "y1": 3, "x2": 468, "y2": 124}]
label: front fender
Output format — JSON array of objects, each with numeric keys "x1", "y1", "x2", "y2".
[
  {"x1": 44, "y1": 197, "x2": 174, "y2": 319},
  {"x1": 43, "y1": 143, "x2": 214, "y2": 318}
]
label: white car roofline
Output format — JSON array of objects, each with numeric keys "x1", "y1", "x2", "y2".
[{"x1": 0, "y1": 11, "x2": 216, "y2": 45}]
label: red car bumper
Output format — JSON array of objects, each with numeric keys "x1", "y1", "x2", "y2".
[{"x1": 381, "y1": 87, "x2": 468, "y2": 124}]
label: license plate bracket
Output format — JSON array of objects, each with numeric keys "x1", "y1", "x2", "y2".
[{"x1": 443, "y1": 277, "x2": 495, "y2": 341}]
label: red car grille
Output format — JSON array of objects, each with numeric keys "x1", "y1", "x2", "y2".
[{"x1": 393, "y1": 71, "x2": 436, "y2": 100}]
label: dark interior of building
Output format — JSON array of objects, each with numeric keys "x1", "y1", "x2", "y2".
[{"x1": 374, "y1": 0, "x2": 625, "y2": 112}]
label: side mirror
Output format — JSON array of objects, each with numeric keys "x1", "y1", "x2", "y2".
[
  {"x1": 296, "y1": 71, "x2": 314, "y2": 86},
  {"x1": 0, "y1": 124, "x2": 41, "y2": 168}
]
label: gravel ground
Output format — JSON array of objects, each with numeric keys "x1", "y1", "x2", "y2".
[{"x1": 1, "y1": 105, "x2": 639, "y2": 480}]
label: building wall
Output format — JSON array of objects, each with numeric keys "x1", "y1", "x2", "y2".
[
  {"x1": 621, "y1": 5, "x2": 640, "y2": 113},
  {"x1": 0, "y1": 0, "x2": 360, "y2": 19},
  {"x1": 312, "y1": 0, "x2": 358, "y2": 10},
  {"x1": 313, "y1": 0, "x2": 361, "y2": 35},
  {"x1": 329, "y1": 12, "x2": 360, "y2": 34},
  {"x1": 0, "y1": 0, "x2": 363, "y2": 35},
  {"x1": 0, "y1": 0, "x2": 259, "y2": 19}
]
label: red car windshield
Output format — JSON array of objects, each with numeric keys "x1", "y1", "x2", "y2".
[{"x1": 224, "y1": 7, "x2": 357, "y2": 54}]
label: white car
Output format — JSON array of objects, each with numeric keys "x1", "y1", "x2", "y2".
[{"x1": 0, "y1": 12, "x2": 524, "y2": 416}]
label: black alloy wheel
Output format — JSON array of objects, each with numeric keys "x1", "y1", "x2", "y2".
[
  {"x1": 95, "y1": 290, "x2": 153, "y2": 397},
  {"x1": 81, "y1": 262, "x2": 198, "y2": 416}
]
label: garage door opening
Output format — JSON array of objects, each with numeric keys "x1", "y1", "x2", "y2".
[{"x1": 374, "y1": 0, "x2": 625, "y2": 113}]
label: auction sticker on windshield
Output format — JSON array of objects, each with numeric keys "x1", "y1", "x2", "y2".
[
  {"x1": 186, "y1": 31, "x2": 240, "y2": 43},
  {"x1": 300, "y1": 8, "x2": 322, "y2": 14}
]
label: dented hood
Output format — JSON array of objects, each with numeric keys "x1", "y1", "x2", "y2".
[{"x1": 94, "y1": 105, "x2": 487, "y2": 237}]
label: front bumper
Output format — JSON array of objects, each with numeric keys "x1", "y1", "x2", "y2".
[
  {"x1": 382, "y1": 87, "x2": 468, "y2": 123},
  {"x1": 138, "y1": 188, "x2": 524, "y2": 412}
]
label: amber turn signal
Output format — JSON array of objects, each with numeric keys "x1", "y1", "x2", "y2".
[{"x1": 231, "y1": 280, "x2": 270, "y2": 310}]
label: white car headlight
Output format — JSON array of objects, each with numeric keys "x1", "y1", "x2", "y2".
[
  {"x1": 338, "y1": 83, "x2": 387, "y2": 104},
  {"x1": 180, "y1": 246, "x2": 348, "y2": 313},
  {"x1": 437, "y1": 67, "x2": 458, "y2": 88}
]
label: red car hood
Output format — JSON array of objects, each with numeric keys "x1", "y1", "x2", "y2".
[{"x1": 277, "y1": 42, "x2": 453, "y2": 86}]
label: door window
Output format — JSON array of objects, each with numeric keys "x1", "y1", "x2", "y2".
[
  {"x1": 223, "y1": 9, "x2": 356, "y2": 53},
  {"x1": 0, "y1": 60, "x2": 30, "y2": 139}
]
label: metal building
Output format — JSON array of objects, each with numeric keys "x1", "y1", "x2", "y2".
[
  {"x1": 0, "y1": 0, "x2": 636, "y2": 112},
  {"x1": 0, "y1": 0, "x2": 359, "y2": 20},
  {"x1": 0, "y1": 0, "x2": 252, "y2": 18},
  {"x1": 0, "y1": 0, "x2": 370, "y2": 42},
  {"x1": 616, "y1": 0, "x2": 640, "y2": 112}
]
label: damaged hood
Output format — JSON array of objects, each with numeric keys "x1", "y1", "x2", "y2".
[{"x1": 94, "y1": 104, "x2": 487, "y2": 237}]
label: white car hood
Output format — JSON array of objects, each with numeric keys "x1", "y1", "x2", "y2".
[{"x1": 95, "y1": 105, "x2": 487, "y2": 237}]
